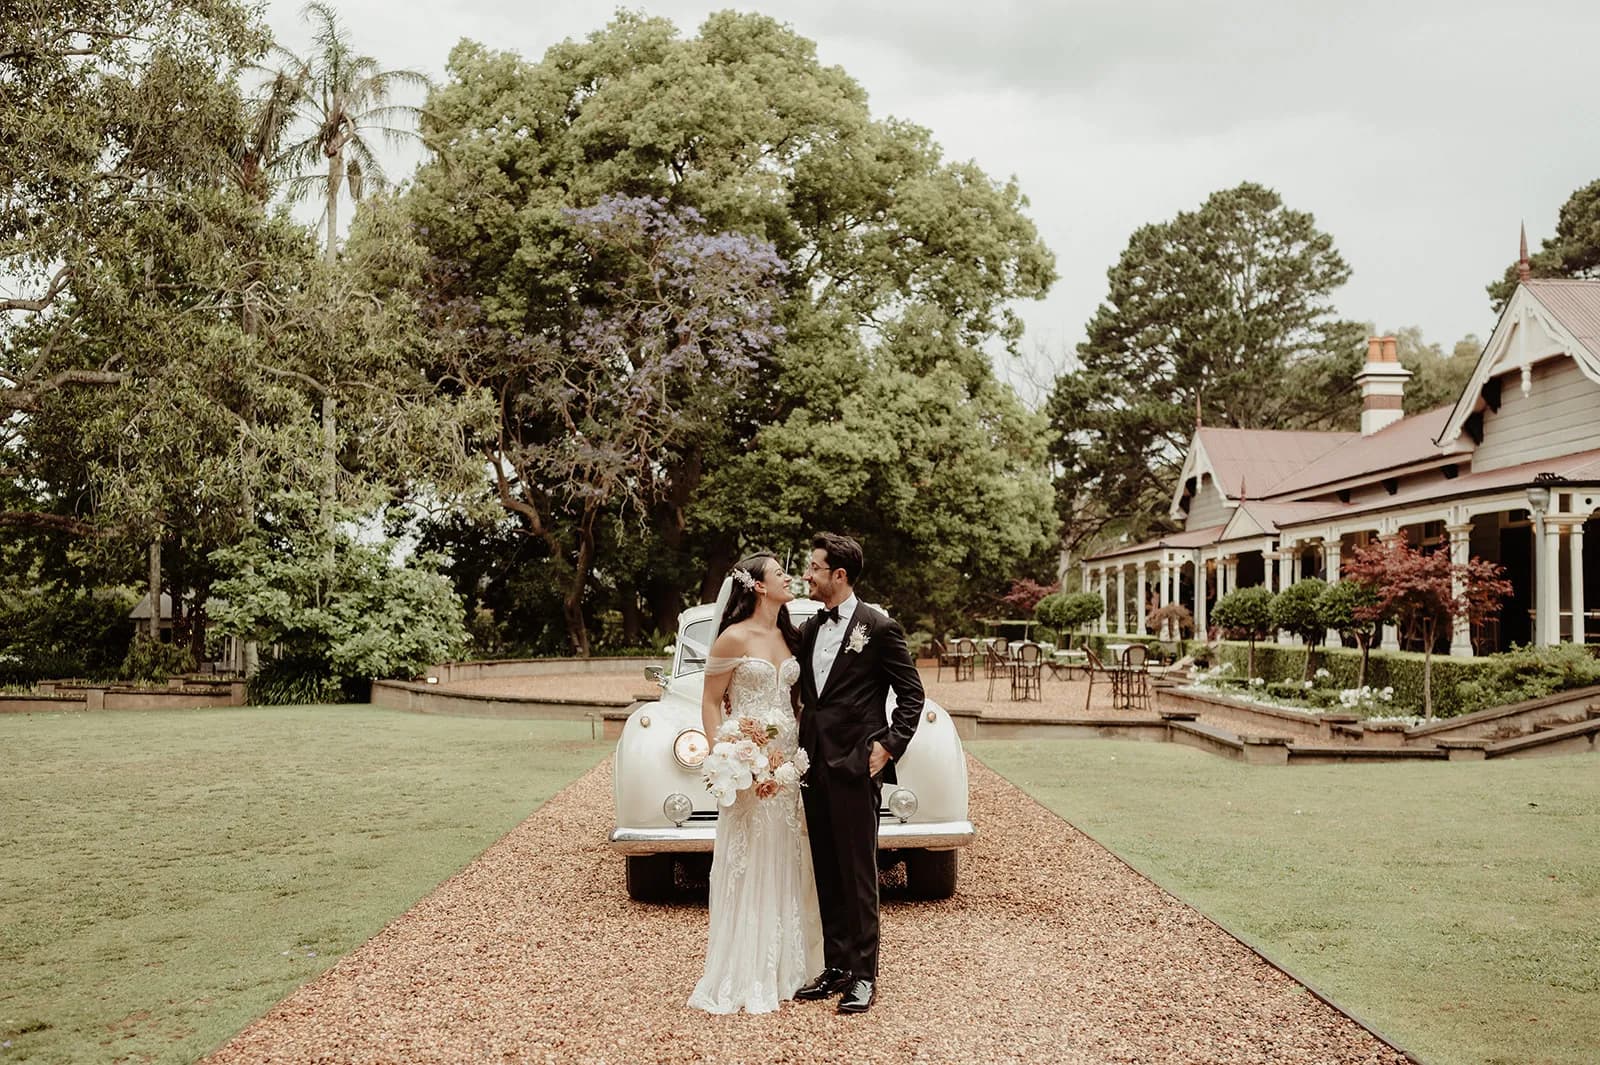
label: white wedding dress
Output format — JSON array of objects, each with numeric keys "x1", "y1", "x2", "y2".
[{"x1": 688, "y1": 656, "x2": 825, "y2": 1014}]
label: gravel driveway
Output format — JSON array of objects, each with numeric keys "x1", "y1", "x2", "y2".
[{"x1": 205, "y1": 757, "x2": 1407, "y2": 1064}]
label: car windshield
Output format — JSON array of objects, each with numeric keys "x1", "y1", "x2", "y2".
[{"x1": 676, "y1": 619, "x2": 713, "y2": 676}]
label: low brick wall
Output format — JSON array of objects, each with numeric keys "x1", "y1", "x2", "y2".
[
  {"x1": 1156, "y1": 688, "x2": 1326, "y2": 740},
  {"x1": 1405, "y1": 686, "x2": 1600, "y2": 742},
  {"x1": 0, "y1": 695, "x2": 85, "y2": 713},
  {"x1": 425, "y1": 657, "x2": 669, "y2": 684},
  {"x1": 0, "y1": 681, "x2": 245, "y2": 713},
  {"x1": 371, "y1": 679, "x2": 637, "y2": 721}
]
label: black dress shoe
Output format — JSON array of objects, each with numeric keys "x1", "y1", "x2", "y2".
[
  {"x1": 837, "y1": 978, "x2": 875, "y2": 1014},
  {"x1": 794, "y1": 968, "x2": 851, "y2": 1000}
]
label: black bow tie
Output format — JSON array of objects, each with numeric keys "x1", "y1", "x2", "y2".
[{"x1": 820, "y1": 605, "x2": 841, "y2": 624}]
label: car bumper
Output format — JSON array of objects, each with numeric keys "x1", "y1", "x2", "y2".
[{"x1": 608, "y1": 819, "x2": 976, "y2": 855}]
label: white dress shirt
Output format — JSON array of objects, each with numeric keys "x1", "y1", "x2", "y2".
[{"x1": 810, "y1": 594, "x2": 858, "y2": 694}]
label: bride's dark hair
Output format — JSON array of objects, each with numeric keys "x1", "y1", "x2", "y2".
[{"x1": 716, "y1": 553, "x2": 802, "y2": 654}]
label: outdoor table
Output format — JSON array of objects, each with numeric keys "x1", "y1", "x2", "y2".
[{"x1": 1045, "y1": 648, "x2": 1086, "y2": 681}]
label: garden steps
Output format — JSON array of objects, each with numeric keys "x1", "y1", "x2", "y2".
[
  {"x1": 1484, "y1": 717, "x2": 1600, "y2": 759},
  {"x1": 1403, "y1": 686, "x2": 1600, "y2": 743},
  {"x1": 1286, "y1": 743, "x2": 1449, "y2": 765}
]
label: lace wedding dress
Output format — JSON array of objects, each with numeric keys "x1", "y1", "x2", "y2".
[{"x1": 688, "y1": 656, "x2": 825, "y2": 1014}]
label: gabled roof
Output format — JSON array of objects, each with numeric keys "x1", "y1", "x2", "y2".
[
  {"x1": 1436, "y1": 279, "x2": 1600, "y2": 447},
  {"x1": 1526, "y1": 279, "x2": 1600, "y2": 362},
  {"x1": 1170, "y1": 426, "x2": 1355, "y2": 518},
  {"x1": 1221, "y1": 500, "x2": 1344, "y2": 541},
  {"x1": 1261, "y1": 406, "x2": 1465, "y2": 499},
  {"x1": 1194, "y1": 427, "x2": 1355, "y2": 497},
  {"x1": 1086, "y1": 524, "x2": 1227, "y2": 562}
]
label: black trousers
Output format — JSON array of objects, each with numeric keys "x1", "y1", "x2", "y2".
[{"x1": 802, "y1": 769, "x2": 882, "y2": 981}]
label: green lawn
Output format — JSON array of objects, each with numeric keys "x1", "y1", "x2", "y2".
[
  {"x1": 0, "y1": 706, "x2": 607, "y2": 1065},
  {"x1": 970, "y1": 740, "x2": 1600, "y2": 1065}
]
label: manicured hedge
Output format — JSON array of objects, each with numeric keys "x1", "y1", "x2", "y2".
[
  {"x1": 1081, "y1": 633, "x2": 1194, "y2": 662},
  {"x1": 1213, "y1": 641, "x2": 1495, "y2": 718}
]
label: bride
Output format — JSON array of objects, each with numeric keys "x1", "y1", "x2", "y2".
[{"x1": 687, "y1": 553, "x2": 825, "y2": 1014}]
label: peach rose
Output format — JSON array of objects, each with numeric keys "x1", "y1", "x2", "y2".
[{"x1": 754, "y1": 779, "x2": 780, "y2": 800}]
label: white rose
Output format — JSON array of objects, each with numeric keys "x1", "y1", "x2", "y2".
[
  {"x1": 793, "y1": 749, "x2": 810, "y2": 774},
  {"x1": 774, "y1": 763, "x2": 799, "y2": 786}
]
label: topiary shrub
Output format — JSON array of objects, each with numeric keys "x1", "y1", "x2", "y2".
[
  {"x1": 1037, "y1": 591, "x2": 1104, "y2": 644},
  {"x1": 1212, "y1": 587, "x2": 1276, "y2": 676},
  {"x1": 1269, "y1": 577, "x2": 1327, "y2": 678}
]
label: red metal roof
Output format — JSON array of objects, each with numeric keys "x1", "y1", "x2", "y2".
[
  {"x1": 1195, "y1": 427, "x2": 1355, "y2": 498},
  {"x1": 1085, "y1": 524, "x2": 1227, "y2": 562},
  {"x1": 1260, "y1": 406, "x2": 1464, "y2": 499},
  {"x1": 1273, "y1": 447, "x2": 1600, "y2": 528},
  {"x1": 1525, "y1": 280, "x2": 1600, "y2": 363}
]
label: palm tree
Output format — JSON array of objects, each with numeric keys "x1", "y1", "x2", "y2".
[{"x1": 267, "y1": 1, "x2": 429, "y2": 262}]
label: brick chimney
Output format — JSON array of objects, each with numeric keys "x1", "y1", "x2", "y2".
[{"x1": 1353, "y1": 335, "x2": 1411, "y2": 436}]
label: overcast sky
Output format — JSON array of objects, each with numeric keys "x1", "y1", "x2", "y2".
[{"x1": 263, "y1": 0, "x2": 1600, "y2": 394}]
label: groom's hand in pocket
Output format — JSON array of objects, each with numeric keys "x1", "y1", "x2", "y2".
[{"x1": 868, "y1": 741, "x2": 890, "y2": 776}]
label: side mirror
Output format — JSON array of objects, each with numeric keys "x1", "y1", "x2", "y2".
[{"x1": 644, "y1": 666, "x2": 667, "y2": 687}]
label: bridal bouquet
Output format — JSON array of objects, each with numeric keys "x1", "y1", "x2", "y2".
[{"x1": 702, "y1": 717, "x2": 810, "y2": 807}]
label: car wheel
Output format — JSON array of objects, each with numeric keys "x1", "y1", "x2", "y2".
[
  {"x1": 904, "y1": 848, "x2": 958, "y2": 899},
  {"x1": 625, "y1": 854, "x2": 676, "y2": 901}
]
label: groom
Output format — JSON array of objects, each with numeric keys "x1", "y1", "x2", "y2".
[{"x1": 794, "y1": 532, "x2": 924, "y2": 1014}]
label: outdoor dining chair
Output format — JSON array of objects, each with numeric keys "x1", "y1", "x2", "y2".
[
  {"x1": 1011, "y1": 641, "x2": 1043, "y2": 701},
  {"x1": 984, "y1": 638, "x2": 1012, "y2": 675},
  {"x1": 1120, "y1": 644, "x2": 1152, "y2": 712},
  {"x1": 953, "y1": 637, "x2": 977, "y2": 681},
  {"x1": 931, "y1": 639, "x2": 962, "y2": 682},
  {"x1": 1082, "y1": 646, "x2": 1127, "y2": 712},
  {"x1": 984, "y1": 640, "x2": 1014, "y2": 702}
]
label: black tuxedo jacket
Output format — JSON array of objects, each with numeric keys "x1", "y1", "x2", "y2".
[{"x1": 797, "y1": 601, "x2": 924, "y2": 783}]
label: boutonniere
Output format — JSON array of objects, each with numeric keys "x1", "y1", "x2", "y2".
[{"x1": 846, "y1": 623, "x2": 870, "y2": 654}]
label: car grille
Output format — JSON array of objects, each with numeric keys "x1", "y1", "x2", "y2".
[{"x1": 686, "y1": 808, "x2": 898, "y2": 822}]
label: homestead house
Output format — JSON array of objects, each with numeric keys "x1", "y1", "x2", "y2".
[{"x1": 1079, "y1": 265, "x2": 1600, "y2": 657}]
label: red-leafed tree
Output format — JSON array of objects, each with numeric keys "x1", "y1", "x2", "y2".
[
  {"x1": 1001, "y1": 578, "x2": 1059, "y2": 616},
  {"x1": 1342, "y1": 533, "x2": 1513, "y2": 718}
]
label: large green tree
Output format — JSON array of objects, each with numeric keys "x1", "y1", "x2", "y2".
[
  {"x1": 406, "y1": 12, "x2": 1057, "y2": 649},
  {"x1": 1488, "y1": 178, "x2": 1600, "y2": 312},
  {"x1": 3, "y1": 1, "x2": 485, "y2": 671},
  {"x1": 1048, "y1": 182, "x2": 1364, "y2": 552},
  {"x1": 1, "y1": 0, "x2": 265, "y2": 527}
]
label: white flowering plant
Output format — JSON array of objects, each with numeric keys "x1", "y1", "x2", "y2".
[
  {"x1": 1337, "y1": 685, "x2": 1396, "y2": 712},
  {"x1": 701, "y1": 716, "x2": 810, "y2": 807}
]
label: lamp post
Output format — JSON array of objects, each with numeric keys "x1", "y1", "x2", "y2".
[{"x1": 1526, "y1": 485, "x2": 1552, "y2": 646}]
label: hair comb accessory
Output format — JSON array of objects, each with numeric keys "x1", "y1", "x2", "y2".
[{"x1": 731, "y1": 567, "x2": 758, "y2": 590}]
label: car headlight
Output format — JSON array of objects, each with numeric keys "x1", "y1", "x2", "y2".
[
  {"x1": 887, "y1": 787, "x2": 917, "y2": 822},
  {"x1": 672, "y1": 728, "x2": 709, "y2": 770},
  {"x1": 663, "y1": 793, "x2": 693, "y2": 826}
]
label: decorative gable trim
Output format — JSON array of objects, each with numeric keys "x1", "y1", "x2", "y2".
[
  {"x1": 1219, "y1": 504, "x2": 1267, "y2": 541},
  {"x1": 1436, "y1": 284, "x2": 1600, "y2": 447},
  {"x1": 1169, "y1": 431, "x2": 1235, "y2": 521}
]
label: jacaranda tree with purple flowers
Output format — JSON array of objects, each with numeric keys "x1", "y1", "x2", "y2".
[
  {"x1": 438, "y1": 195, "x2": 785, "y2": 655},
  {"x1": 403, "y1": 11, "x2": 1057, "y2": 651}
]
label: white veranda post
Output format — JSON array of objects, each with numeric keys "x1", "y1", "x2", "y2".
[
  {"x1": 1115, "y1": 566, "x2": 1128, "y2": 635},
  {"x1": 1572, "y1": 521, "x2": 1587, "y2": 648},
  {"x1": 1447, "y1": 523, "x2": 1474, "y2": 657},
  {"x1": 1136, "y1": 565, "x2": 1148, "y2": 635}
]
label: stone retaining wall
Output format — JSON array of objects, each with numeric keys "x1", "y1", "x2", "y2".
[
  {"x1": 424, "y1": 657, "x2": 669, "y2": 684},
  {"x1": 0, "y1": 680, "x2": 246, "y2": 713}
]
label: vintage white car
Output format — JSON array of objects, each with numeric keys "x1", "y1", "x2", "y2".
[{"x1": 610, "y1": 597, "x2": 975, "y2": 901}]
